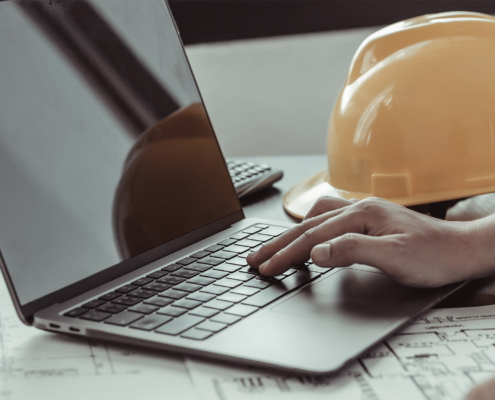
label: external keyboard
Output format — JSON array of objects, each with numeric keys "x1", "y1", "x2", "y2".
[
  {"x1": 227, "y1": 160, "x2": 283, "y2": 198},
  {"x1": 63, "y1": 224, "x2": 328, "y2": 340}
]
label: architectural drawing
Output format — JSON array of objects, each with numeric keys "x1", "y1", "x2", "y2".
[{"x1": 187, "y1": 306, "x2": 495, "y2": 400}]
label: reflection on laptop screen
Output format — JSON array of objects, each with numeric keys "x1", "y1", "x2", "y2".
[{"x1": 0, "y1": 0, "x2": 240, "y2": 305}]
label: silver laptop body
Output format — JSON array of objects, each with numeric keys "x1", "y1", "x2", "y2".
[{"x1": 0, "y1": 0, "x2": 464, "y2": 374}]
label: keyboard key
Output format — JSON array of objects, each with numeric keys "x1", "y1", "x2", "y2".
[
  {"x1": 222, "y1": 245, "x2": 249, "y2": 254},
  {"x1": 242, "y1": 272, "x2": 319, "y2": 307},
  {"x1": 210, "y1": 251, "x2": 236, "y2": 260},
  {"x1": 217, "y1": 293, "x2": 247, "y2": 303},
  {"x1": 196, "y1": 320, "x2": 227, "y2": 333},
  {"x1": 261, "y1": 226, "x2": 288, "y2": 237},
  {"x1": 116, "y1": 284, "x2": 138, "y2": 294},
  {"x1": 156, "y1": 315, "x2": 205, "y2": 336},
  {"x1": 184, "y1": 263, "x2": 212, "y2": 272},
  {"x1": 189, "y1": 307, "x2": 219, "y2": 318},
  {"x1": 177, "y1": 257, "x2": 196, "y2": 266},
  {"x1": 214, "y1": 264, "x2": 240, "y2": 273},
  {"x1": 204, "y1": 245, "x2": 224, "y2": 252},
  {"x1": 82, "y1": 299, "x2": 106, "y2": 309},
  {"x1": 248, "y1": 234, "x2": 272, "y2": 243},
  {"x1": 203, "y1": 299, "x2": 233, "y2": 311},
  {"x1": 236, "y1": 251, "x2": 250, "y2": 259},
  {"x1": 112, "y1": 296, "x2": 142, "y2": 306},
  {"x1": 213, "y1": 278, "x2": 242, "y2": 289},
  {"x1": 254, "y1": 224, "x2": 269, "y2": 229},
  {"x1": 231, "y1": 286, "x2": 260, "y2": 296},
  {"x1": 230, "y1": 232, "x2": 249, "y2": 240},
  {"x1": 211, "y1": 313, "x2": 242, "y2": 325},
  {"x1": 131, "y1": 315, "x2": 172, "y2": 331},
  {"x1": 144, "y1": 297, "x2": 174, "y2": 307},
  {"x1": 97, "y1": 304, "x2": 127, "y2": 314},
  {"x1": 227, "y1": 272, "x2": 253, "y2": 282},
  {"x1": 174, "y1": 282, "x2": 202, "y2": 293},
  {"x1": 129, "y1": 304, "x2": 159, "y2": 314},
  {"x1": 201, "y1": 270, "x2": 228, "y2": 279},
  {"x1": 127, "y1": 289, "x2": 156, "y2": 299},
  {"x1": 190, "y1": 251, "x2": 210, "y2": 259},
  {"x1": 198, "y1": 257, "x2": 224, "y2": 266},
  {"x1": 217, "y1": 239, "x2": 236, "y2": 246},
  {"x1": 243, "y1": 227, "x2": 262, "y2": 235},
  {"x1": 105, "y1": 311, "x2": 143, "y2": 326},
  {"x1": 171, "y1": 269, "x2": 199, "y2": 279},
  {"x1": 200, "y1": 285, "x2": 229, "y2": 295},
  {"x1": 157, "y1": 276, "x2": 185, "y2": 285},
  {"x1": 244, "y1": 280, "x2": 272, "y2": 289},
  {"x1": 144, "y1": 282, "x2": 171, "y2": 292},
  {"x1": 225, "y1": 304, "x2": 258, "y2": 317},
  {"x1": 161, "y1": 264, "x2": 182, "y2": 272},
  {"x1": 181, "y1": 328, "x2": 212, "y2": 340},
  {"x1": 187, "y1": 292, "x2": 216, "y2": 302},
  {"x1": 159, "y1": 289, "x2": 188, "y2": 300},
  {"x1": 131, "y1": 277, "x2": 154, "y2": 286},
  {"x1": 235, "y1": 239, "x2": 260, "y2": 248},
  {"x1": 99, "y1": 292, "x2": 122, "y2": 301},
  {"x1": 238, "y1": 266, "x2": 261, "y2": 275},
  {"x1": 147, "y1": 270, "x2": 168, "y2": 279},
  {"x1": 187, "y1": 276, "x2": 215, "y2": 286},
  {"x1": 157, "y1": 306, "x2": 187, "y2": 317},
  {"x1": 226, "y1": 258, "x2": 248, "y2": 266},
  {"x1": 283, "y1": 269, "x2": 297, "y2": 276},
  {"x1": 64, "y1": 307, "x2": 88, "y2": 318},
  {"x1": 173, "y1": 299, "x2": 202, "y2": 310},
  {"x1": 80, "y1": 310, "x2": 112, "y2": 322}
]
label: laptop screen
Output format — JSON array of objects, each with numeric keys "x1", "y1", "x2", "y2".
[{"x1": 0, "y1": 0, "x2": 241, "y2": 306}]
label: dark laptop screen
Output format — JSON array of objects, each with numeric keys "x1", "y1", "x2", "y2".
[{"x1": 0, "y1": 0, "x2": 241, "y2": 306}]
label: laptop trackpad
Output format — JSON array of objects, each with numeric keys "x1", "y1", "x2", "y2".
[{"x1": 272, "y1": 268, "x2": 438, "y2": 321}]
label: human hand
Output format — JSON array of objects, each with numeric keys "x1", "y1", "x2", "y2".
[
  {"x1": 464, "y1": 376, "x2": 495, "y2": 400},
  {"x1": 247, "y1": 197, "x2": 483, "y2": 288}
]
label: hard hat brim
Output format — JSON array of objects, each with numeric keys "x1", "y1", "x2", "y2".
[
  {"x1": 283, "y1": 169, "x2": 495, "y2": 219},
  {"x1": 283, "y1": 170, "x2": 342, "y2": 219}
]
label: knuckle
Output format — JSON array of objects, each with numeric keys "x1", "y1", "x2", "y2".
[
  {"x1": 354, "y1": 197, "x2": 386, "y2": 215},
  {"x1": 342, "y1": 233, "x2": 358, "y2": 253},
  {"x1": 302, "y1": 227, "x2": 317, "y2": 242}
]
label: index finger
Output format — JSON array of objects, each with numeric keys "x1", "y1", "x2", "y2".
[
  {"x1": 247, "y1": 206, "x2": 347, "y2": 269},
  {"x1": 259, "y1": 208, "x2": 368, "y2": 276}
]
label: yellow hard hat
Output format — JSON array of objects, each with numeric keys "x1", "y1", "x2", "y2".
[{"x1": 284, "y1": 11, "x2": 495, "y2": 219}]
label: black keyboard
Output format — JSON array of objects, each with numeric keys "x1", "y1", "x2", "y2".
[
  {"x1": 63, "y1": 224, "x2": 328, "y2": 340},
  {"x1": 227, "y1": 160, "x2": 283, "y2": 198}
]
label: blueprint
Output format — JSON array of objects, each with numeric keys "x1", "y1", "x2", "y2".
[
  {"x1": 186, "y1": 306, "x2": 495, "y2": 400},
  {"x1": 0, "y1": 281, "x2": 198, "y2": 400}
]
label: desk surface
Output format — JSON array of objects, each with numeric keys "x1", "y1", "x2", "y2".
[{"x1": 240, "y1": 155, "x2": 495, "y2": 309}]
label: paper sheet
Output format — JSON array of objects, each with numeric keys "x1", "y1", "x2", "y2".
[
  {"x1": 0, "y1": 281, "x2": 198, "y2": 400},
  {"x1": 186, "y1": 306, "x2": 495, "y2": 400}
]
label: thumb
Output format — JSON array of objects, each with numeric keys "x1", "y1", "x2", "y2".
[{"x1": 311, "y1": 233, "x2": 395, "y2": 270}]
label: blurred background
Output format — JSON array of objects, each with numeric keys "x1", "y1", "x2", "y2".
[{"x1": 172, "y1": 1, "x2": 495, "y2": 156}]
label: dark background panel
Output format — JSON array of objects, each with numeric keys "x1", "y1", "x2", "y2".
[{"x1": 169, "y1": 1, "x2": 495, "y2": 45}]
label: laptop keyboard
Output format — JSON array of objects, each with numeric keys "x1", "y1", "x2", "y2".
[{"x1": 63, "y1": 224, "x2": 328, "y2": 340}]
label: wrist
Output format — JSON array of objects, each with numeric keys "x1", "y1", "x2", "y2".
[{"x1": 463, "y1": 216, "x2": 495, "y2": 279}]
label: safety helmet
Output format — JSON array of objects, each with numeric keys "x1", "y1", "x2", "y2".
[{"x1": 284, "y1": 12, "x2": 495, "y2": 219}]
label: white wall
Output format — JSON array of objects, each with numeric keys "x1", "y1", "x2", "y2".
[{"x1": 186, "y1": 27, "x2": 378, "y2": 157}]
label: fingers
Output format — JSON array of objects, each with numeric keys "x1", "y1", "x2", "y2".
[
  {"x1": 247, "y1": 207, "x2": 348, "y2": 269},
  {"x1": 258, "y1": 210, "x2": 368, "y2": 276},
  {"x1": 311, "y1": 234, "x2": 397, "y2": 270},
  {"x1": 464, "y1": 376, "x2": 495, "y2": 400},
  {"x1": 304, "y1": 196, "x2": 355, "y2": 220}
]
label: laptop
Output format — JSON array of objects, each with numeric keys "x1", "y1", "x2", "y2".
[{"x1": 0, "y1": 0, "x2": 464, "y2": 374}]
